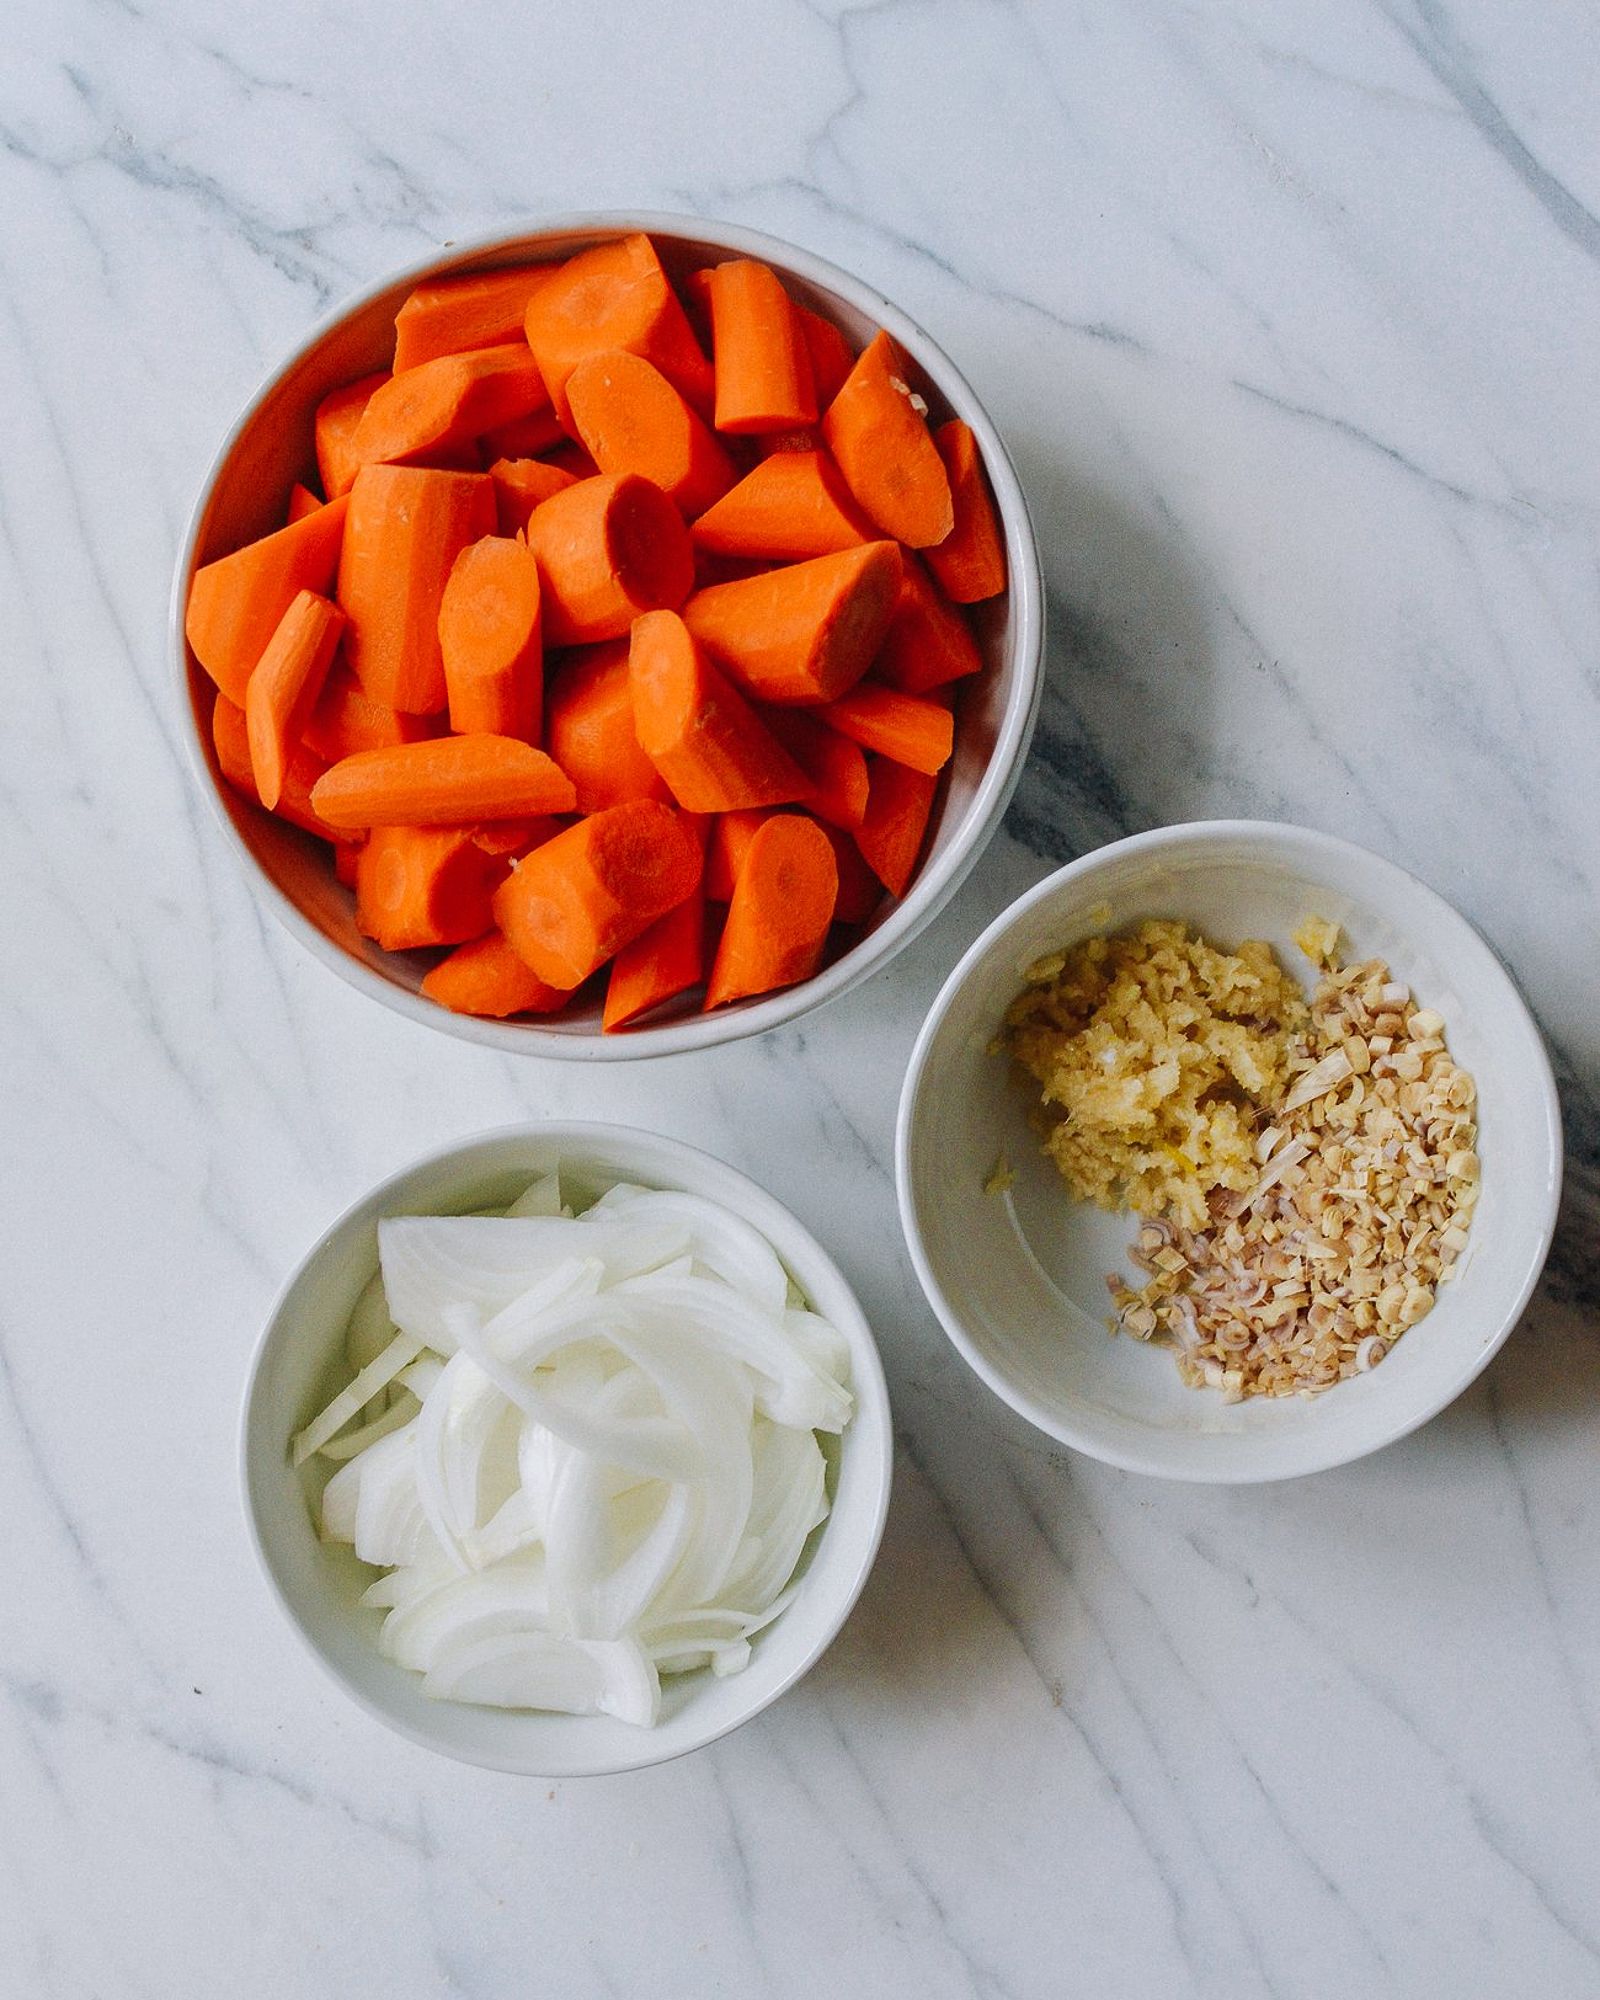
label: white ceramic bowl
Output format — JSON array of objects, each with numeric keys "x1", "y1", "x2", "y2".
[
  {"x1": 241, "y1": 1123, "x2": 893, "y2": 1775},
  {"x1": 897, "y1": 821, "x2": 1561, "y2": 1482},
  {"x1": 174, "y1": 211, "x2": 1044, "y2": 1058}
]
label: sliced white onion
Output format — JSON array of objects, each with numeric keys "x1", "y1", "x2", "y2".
[
  {"x1": 293, "y1": 1329, "x2": 423, "y2": 1466},
  {"x1": 585, "y1": 1185, "x2": 790, "y2": 1315},
  {"x1": 422, "y1": 1631, "x2": 660, "y2": 1724},
  {"x1": 316, "y1": 1390, "x2": 420, "y2": 1462},
  {"x1": 505, "y1": 1171, "x2": 562, "y2": 1219}
]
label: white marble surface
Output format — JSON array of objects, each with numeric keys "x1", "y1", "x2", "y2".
[{"x1": 2, "y1": 1, "x2": 1597, "y2": 1993}]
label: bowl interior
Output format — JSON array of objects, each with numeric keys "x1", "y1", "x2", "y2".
[
  {"x1": 242, "y1": 1125, "x2": 891, "y2": 1774},
  {"x1": 181, "y1": 218, "x2": 1039, "y2": 1053},
  {"x1": 901, "y1": 826, "x2": 1560, "y2": 1481}
]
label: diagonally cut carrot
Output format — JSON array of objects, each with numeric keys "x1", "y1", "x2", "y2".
[
  {"x1": 794, "y1": 305, "x2": 854, "y2": 407},
  {"x1": 350, "y1": 344, "x2": 552, "y2": 474},
  {"x1": 287, "y1": 482, "x2": 323, "y2": 523},
  {"x1": 355, "y1": 825, "x2": 498, "y2": 950},
  {"x1": 703, "y1": 807, "x2": 774, "y2": 901},
  {"x1": 316, "y1": 373, "x2": 389, "y2": 499},
  {"x1": 854, "y1": 756, "x2": 937, "y2": 896},
  {"x1": 489, "y1": 455, "x2": 579, "y2": 535},
  {"x1": 682, "y1": 541, "x2": 901, "y2": 704},
  {"x1": 816, "y1": 683, "x2": 954, "y2": 775},
  {"x1": 545, "y1": 640, "x2": 670, "y2": 815},
  {"x1": 706, "y1": 261, "x2": 817, "y2": 434},
  {"x1": 186, "y1": 496, "x2": 349, "y2": 706},
  {"x1": 874, "y1": 552, "x2": 984, "y2": 695},
  {"x1": 690, "y1": 450, "x2": 872, "y2": 562},
  {"x1": 817, "y1": 818, "x2": 884, "y2": 923},
  {"x1": 392, "y1": 263, "x2": 558, "y2": 373},
  {"x1": 524, "y1": 233, "x2": 713, "y2": 422},
  {"x1": 925, "y1": 420, "x2": 1007, "y2": 603},
  {"x1": 524, "y1": 473, "x2": 694, "y2": 645},
  {"x1": 437, "y1": 535, "x2": 543, "y2": 742},
  {"x1": 566, "y1": 350, "x2": 735, "y2": 519},
  {"x1": 421, "y1": 930, "x2": 571, "y2": 1017},
  {"x1": 762, "y1": 708, "x2": 869, "y2": 828},
  {"x1": 336, "y1": 465, "x2": 496, "y2": 714},
  {"x1": 212, "y1": 693, "x2": 351, "y2": 845},
  {"x1": 628, "y1": 610, "x2": 810, "y2": 813},
  {"x1": 310, "y1": 735, "x2": 576, "y2": 830},
  {"x1": 301, "y1": 668, "x2": 438, "y2": 763},
  {"x1": 493, "y1": 799, "x2": 701, "y2": 989},
  {"x1": 602, "y1": 815, "x2": 710, "y2": 1030},
  {"x1": 244, "y1": 589, "x2": 346, "y2": 810},
  {"x1": 821, "y1": 330, "x2": 953, "y2": 547},
  {"x1": 704, "y1": 813, "x2": 838, "y2": 1009}
]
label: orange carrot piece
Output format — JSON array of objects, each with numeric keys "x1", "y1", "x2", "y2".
[
  {"x1": 437, "y1": 534, "x2": 543, "y2": 741},
  {"x1": 925, "y1": 420, "x2": 1007, "y2": 603},
  {"x1": 523, "y1": 233, "x2": 713, "y2": 422},
  {"x1": 333, "y1": 837, "x2": 363, "y2": 888},
  {"x1": 481, "y1": 407, "x2": 568, "y2": 461},
  {"x1": 629, "y1": 610, "x2": 810, "y2": 813},
  {"x1": 524, "y1": 473, "x2": 694, "y2": 645},
  {"x1": 469, "y1": 816, "x2": 563, "y2": 858},
  {"x1": 287, "y1": 481, "x2": 323, "y2": 523},
  {"x1": 690, "y1": 450, "x2": 873, "y2": 561},
  {"x1": 493, "y1": 798, "x2": 701, "y2": 989},
  {"x1": 795, "y1": 306, "x2": 854, "y2": 407},
  {"x1": 316, "y1": 373, "x2": 389, "y2": 499},
  {"x1": 821, "y1": 330, "x2": 953, "y2": 548},
  {"x1": 762, "y1": 707, "x2": 869, "y2": 828},
  {"x1": 392, "y1": 263, "x2": 557, "y2": 373},
  {"x1": 211, "y1": 693, "x2": 350, "y2": 845},
  {"x1": 545, "y1": 641, "x2": 670, "y2": 814},
  {"x1": 602, "y1": 814, "x2": 710, "y2": 1030},
  {"x1": 350, "y1": 344, "x2": 551, "y2": 474},
  {"x1": 566, "y1": 350, "x2": 736, "y2": 519},
  {"x1": 816, "y1": 683, "x2": 954, "y2": 775},
  {"x1": 337, "y1": 464, "x2": 496, "y2": 713},
  {"x1": 185, "y1": 496, "x2": 350, "y2": 706},
  {"x1": 489, "y1": 455, "x2": 580, "y2": 535},
  {"x1": 704, "y1": 813, "x2": 838, "y2": 1008},
  {"x1": 355, "y1": 825, "x2": 497, "y2": 951},
  {"x1": 817, "y1": 819, "x2": 884, "y2": 923},
  {"x1": 244, "y1": 589, "x2": 346, "y2": 810},
  {"x1": 703, "y1": 807, "x2": 773, "y2": 901},
  {"x1": 854, "y1": 757, "x2": 937, "y2": 896},
  {"x1": 421, "y1": 930, "x2": 571, "y2": 1017},
  {"x1": 682, "y1": 540, "x2": 902, "y2": 705},
  {"x1": 310, "y1": 735, "x2": 576, "y2": 830},
  {"x1": 302, "y1": 667, "x2": 437, "y2": 762},
  {"x1": 706, "y1": 261, "x2": 817, "y2": 434},
  {"x1": 874, "y1": 552, "x2": 985, "y2": 695}
]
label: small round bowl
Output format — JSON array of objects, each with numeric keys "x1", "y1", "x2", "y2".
[
  {"x1": 241, "y1": 1123, "x2": 893, "y2": 1775},
  {"x1": 175, "y1": 212, "x2": 1044, "y2": 1058},
  {"x1": 897, "y1": 821, "x2": 1561, "y2": 1483}
]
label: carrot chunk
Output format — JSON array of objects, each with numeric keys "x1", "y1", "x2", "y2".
[
  {"x1": 421, "y1": 930, "x2": 571, "y2": 1017},
  {"x1": 682, "y1": 541, "x2": 901, "y2": 705},
  {"x1": 315, "y1": 373, "x2": 388, "y2": 499},
  {"x1": 762, "y1": 708, "x2": 869, "y2": 828},
  {"x1": 602, "y1": 816, "x2": 710, "y2": 1031},
  {"x1": 185, "y1": 496, "x2": 349, "y2": 707},
  {"x1": 816, "y1": 684, "x2": 954, "y2": 776},
  {"x1": 703, "y1": 807, "x2": 774, "y2": 901},
  {"x1": 706, "y1": 261, "x2": 817, "y2": 434},
  {"x1": 524, "y1": 473, "x2": 694, "y2": 645},
  {"x1": 392, "y1": 263, "x2": 557, "y2": 373},
  {"x1": 350, "y1": 344, "x2": 552, "y2": 474},
  {"x1": 705, "y1": 813, "x2": 838, "y2": 1009},
  {"x1": 821, "y1": 330, "x2": 954, "y2": 547},
  {"x1": 286, "y1": 482, "x2": 323, "y2": 523},
  {"x1": 355, "y1": 826, "x2": 498, "y2": 951},
  {"x1": 874, "y1": 552, "x2": 985, "y2": 695},
  {"x1": 481, "y1": 408, "x2": 568, "y2": 461},
  {"x1": 469, "y1": 817, "x2": 564, "y2": 858},
  {"x1": 493, "y1": 798, "x2": 701, "y2": 990},
  {"x1": 690, "y1": 450, "x2": 872, "y2": 562},
  {"x1": 629, "y1": 610, "x2": 810, "y2": 814},
  {"x1": 489, "y1": 456, "x2": 579, "y2": 535},
  {"x1": 794, "y1": 305, "x2": 855, "y2": 407},
  {"x1": 301, "y1": 668, "x2": 438, "y2": 763},
  {"x1": 566, "y1": 350, "x2": 735, "y2": 519},
  {"x1": 244, "y1": 589, "x2": 346, "y2": 810},
  {"x1": 523, "y1": 233, "x2": 713, "y2": 422},
  {"x1": 854, "y1": 756, "x2": 937, "y2": 896},
  {"x1": 337, "y1": 465, "x2": 496, "y2": 713},
  {"x1": 211, "y1": 693, "x2": 350, "y2": 845},
  {"x1": 310, "y1": 736, "x2": 576, "y2": 830},
  {"x1": 817, "y1": 819, "x2": 885, "y2": 923},
  {"x1": 925, "y1": 420, "x2": 1007, "y2": 603},
  {"x1": 545, "y1": 640, "x2": 670, "y2": 814},
  {"x1": 437, "y1": 535, "x2": 543, "y2": 742}
]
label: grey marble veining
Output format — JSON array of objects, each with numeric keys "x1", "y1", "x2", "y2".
[{"x1": 1, "y1": 2, "x2": 1596, "y2": 1994}]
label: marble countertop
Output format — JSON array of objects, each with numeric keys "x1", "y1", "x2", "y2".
[{"x1": 3, "y1": 2, "x2": 1597, "y2": 1994}]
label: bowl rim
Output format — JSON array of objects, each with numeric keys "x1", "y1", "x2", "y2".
[
  {"x1": 238, "y1": 1118, "x2": 894, "y2": 1775},
  {"x1": 895, "y1": 817, "x2": 1564, "y2": 1483},
  {"x1": 173, "y1": 209, "x2": 1045, "y2": 1060}
]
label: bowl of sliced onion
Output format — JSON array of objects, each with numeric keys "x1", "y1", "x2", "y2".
[{"x1": 240, "y1": 1122, "x2": 892, "y2": 1774}]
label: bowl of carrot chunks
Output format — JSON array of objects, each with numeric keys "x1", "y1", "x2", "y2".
[{"x1": 174, "y1": 213, "x2": 1044, "y2": 1055}]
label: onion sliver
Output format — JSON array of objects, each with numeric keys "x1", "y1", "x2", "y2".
[
  {"x1": 505, "y1": 1171, "x2": 562, "y2": 1219},
  {"x1": 293, "y1": 1329, "x2": 423, "y2": 1466},
  {"x1": 585, "y1": 1186, "x2": 790, "y2": 1315}
]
